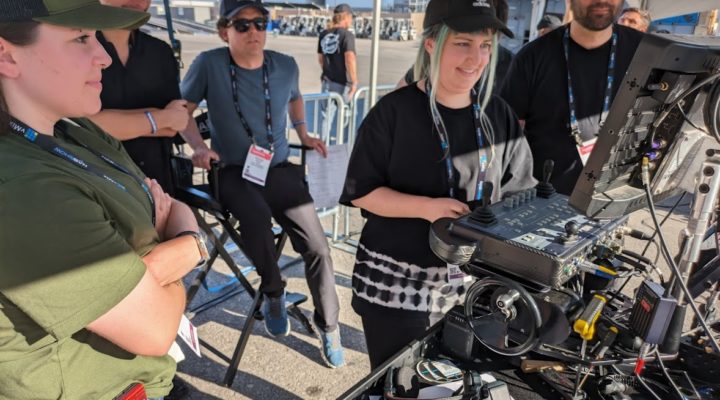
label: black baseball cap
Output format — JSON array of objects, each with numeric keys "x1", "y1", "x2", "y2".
[
  {"x1": 423, "y1": 0, "x2": 514, "y2": 38},
  {"x1": 221, "y1": 0, "x2": 269, "y2": 19},
  {"x1": 537, "y1": 14, "x2": 562, "y2": 30},
  {"x1": 334, "y1": 3, "x2": 355, "y2": 16},
  {"x1": 0, "y1": 0, "x2": 150, "y2": 30}
]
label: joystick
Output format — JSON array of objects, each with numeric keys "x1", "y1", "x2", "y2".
[
  {"x1": 559, "y1": 220, "x2": 580, "y2": 243},
  {"x1": 469, "y1": 182, "x2": 497, "y2": 226},
  {"x1": 536, "y1": 160, "x2": 556, "y2": 198}
]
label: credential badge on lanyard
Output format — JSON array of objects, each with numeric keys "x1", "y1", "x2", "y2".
[{"x1": 563, "y1": 26, "x2": 617, "y2": 165}]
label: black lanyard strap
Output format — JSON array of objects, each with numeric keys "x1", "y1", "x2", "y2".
[
  {"x1": 9, "y1": 118, "x2": 156, "y2": 225},
  {"x1": 425, "y1": 80, "x2": 489, "y2": 201},
  {"x1": 228, "y1": 49, "x2": 274, "y2": 151},
  {"x1": 563, "y1": 25, "x2": 617, "y2": 145}
]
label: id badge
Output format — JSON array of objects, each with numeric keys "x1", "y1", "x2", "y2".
[
  {"x1": 177, "y1": 314, "x2": 202, "y2": 358},
  {"x1": 242, "y1": 144, "x2": 273, "y2": 186},
  {"x1": 576, "y1": 138, "x2": 597, "y2": 166},
  {"x1": 575, "y1": 114, "x2": 603, "y2": 165},
  {"x1": 447, "y1": 263, "x2": 467, "y2": 286}
]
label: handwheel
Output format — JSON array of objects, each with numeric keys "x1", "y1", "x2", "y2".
[
  {"x1": 429, "y1": 217, "x2": 477, "y2": 265},
  {"x1": 464, "y1": 276, "x2": 542, "y2": 356}
]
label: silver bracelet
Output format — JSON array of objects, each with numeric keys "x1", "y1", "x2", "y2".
[{"x1": 144, "y1": 110, "x2": 158, "y2": 135}]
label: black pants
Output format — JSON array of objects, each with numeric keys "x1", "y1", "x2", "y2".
[
  {"x1": 217, "y1": 163, "x2": 339, "y2": 332},
  {"x1": 361, "y1": 311, "x2": 442, "y2": 370}
]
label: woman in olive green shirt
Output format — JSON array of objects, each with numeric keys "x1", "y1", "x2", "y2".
[{"x1": 0, "y1": 2, "x2": 203, "y2": 399}]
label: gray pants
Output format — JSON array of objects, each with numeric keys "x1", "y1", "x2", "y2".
[
  {"x1": 215, "y1": 163, "x2": 340, "y2": 332},
  {"x1": 320, "y1": 79, "x2": 350, "y2": 141}
]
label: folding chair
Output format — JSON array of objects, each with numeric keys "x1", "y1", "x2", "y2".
[{"x1": 171, "y1": 114, "x2": 314, "y2": 387}]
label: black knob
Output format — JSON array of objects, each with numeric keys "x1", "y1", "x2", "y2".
[
  {"x1": 543, "y1": 159, "x2": 554, "y2": 184},
  {"x1": 565, "y1": 221, "x2": 579, "y2": 237},
  {"x1": 536, "y1": 160, "x2": 556, "y2": 199},
  {"x1": 470, "y1": 182, "x2": 497, "y2": 226},
  {"x1": 481, "y1": 181, "x2": 494, "y2": 208}
]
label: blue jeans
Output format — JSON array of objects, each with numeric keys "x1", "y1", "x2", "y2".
[{"x1": 320, "y1": 79, "x2": 350, "y2": 141}]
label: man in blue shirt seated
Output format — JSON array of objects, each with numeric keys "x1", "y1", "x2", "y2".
[{"x1": 180, "y1": 0, "x2": 344, "y2": 369}]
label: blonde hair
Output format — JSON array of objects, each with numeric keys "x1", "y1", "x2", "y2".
[
  {"x1": 330, "y1": 12, "x2": 351, "y2": 29},
  {"x1": 413, "y1": 24, "x2": 499, "y2": 165}
]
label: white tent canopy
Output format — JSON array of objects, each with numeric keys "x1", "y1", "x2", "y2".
[{"x1": 628, "y1": 0, "x2": 718, "y2": 20}]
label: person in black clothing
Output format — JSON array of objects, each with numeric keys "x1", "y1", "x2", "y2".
[
  {"x1": 396, "y1": 0, "x2": 513, "y2": 93},
  {"x1": 317, "y1": 3, "x2": 357, "y2": 139},
  {"x1": 341, "y1": 0, "x2": 536, "y2": 369},
  {"x1": 500, "y1": 0, "x2": 643, "y2": 195},
  {"x1": 89, "y1": 0, "x2": 189, "y2": 196},
  {"x1": 90, "y1": 1, "x2": 193, "y2": 397}
]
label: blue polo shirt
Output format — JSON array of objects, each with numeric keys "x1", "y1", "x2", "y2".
[{"x1": 181, "y1": 48, "x2": 301, "y2": 167}]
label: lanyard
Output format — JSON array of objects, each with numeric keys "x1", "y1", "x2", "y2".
[
  {"x1": 9, "y1": 118, "x2": 156, "y2": 225},
  {"x1": 228, "y1": 50, "x2": 274, "y2": 151},
  {"x1": 425, "y1": 81, "x2": 489, "y2": 201},
  {"x1": 563, "y1": 25, "x2": 617, "y2": 145}
]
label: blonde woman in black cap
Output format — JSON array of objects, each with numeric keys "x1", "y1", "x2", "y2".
[
  {"x1": 0, "y1": 1, "x2": 205, "y2": 398},
  {"x1": 340, "y1": 0, "x2": 536, "y2": 369}
]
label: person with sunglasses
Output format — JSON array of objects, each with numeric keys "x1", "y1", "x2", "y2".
[
  {"x1": 180, "y1": 0, "x2": 345, "y2": 368},
  {"x1": 0, "y1": 1, "x2": 206, "y2": 399}
]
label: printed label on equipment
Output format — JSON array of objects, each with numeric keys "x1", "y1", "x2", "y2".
[{"x1": 447, "y1": 264, "x2": 467, "y2": 285}]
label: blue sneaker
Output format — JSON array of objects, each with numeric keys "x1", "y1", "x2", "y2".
[
  {"x1": 318, "y1": 328, "x2": 345, "y2": 368},
  {"x1": 262, "y1": 293, "x2": 290, "y2": 337}
]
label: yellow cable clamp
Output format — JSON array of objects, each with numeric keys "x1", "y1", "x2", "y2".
[{"x1": 573, "y1": 294, "x2": 607, "y2": 341}]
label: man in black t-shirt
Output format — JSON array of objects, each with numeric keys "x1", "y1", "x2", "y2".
[
  {"x1": 500, "y1": 0, "x2": 643, "y2": 195},
  {"x1": 90, "y1": 0, "x2": 188, "y2": 196},
  {"x1": 317, "y1": 3, "x2": 357, "y2": 139}
]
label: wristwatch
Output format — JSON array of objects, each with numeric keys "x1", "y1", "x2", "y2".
[{"x1": 175, "y1": 230, "x2": 209, "y2": 267}]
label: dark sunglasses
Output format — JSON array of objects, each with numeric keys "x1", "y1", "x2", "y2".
[{"x1": 228, "y1": 17, "x2": 268, "y2": 33}]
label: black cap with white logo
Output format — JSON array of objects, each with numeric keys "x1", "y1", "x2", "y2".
[
  {"x1": 220, "y1": 0, "x2": 268, "y2": 19},
  {"x1": 423, "y1": 0, "x2": 514, "y2": 38}
]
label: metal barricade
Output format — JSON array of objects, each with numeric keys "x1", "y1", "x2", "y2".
[{"x1": 288, "y1": 91, "x2": 347, "y2": 242}]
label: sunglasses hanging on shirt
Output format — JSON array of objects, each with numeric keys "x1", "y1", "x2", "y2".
[{"x1": 228, "y1": 17, "x2": 268, "y2": 33}]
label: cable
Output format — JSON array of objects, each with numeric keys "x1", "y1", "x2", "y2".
[
  {"x1": 640, "y1": 192, "x2": 687, "y2": 258},
  {"x1": 679, "y1": 105, "x2": 709, "y2": 134},
  {"x1": 650, "y1": 73, "x2": 720, "y2": 144},
  {"x1": 636, "y1": 373, "x2": 663, "y2": 400},
  {"x1": 707, "y1": 78, "x2": 720, "y2": 143},
  {"x1": 643, "y1": 171, "x2": 720, "y2": 353},
  {"x1": 654, "y1": 348, "x2": 685, "y2": 400}
]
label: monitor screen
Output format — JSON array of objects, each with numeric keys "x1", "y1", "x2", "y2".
[{"x1": 569, "y1": 33, "x2": 720, "y2": 219}]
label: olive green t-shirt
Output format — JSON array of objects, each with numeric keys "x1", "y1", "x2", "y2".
[{"x1": 0, "y1": 118, "x2": 175, "y2": 399}]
